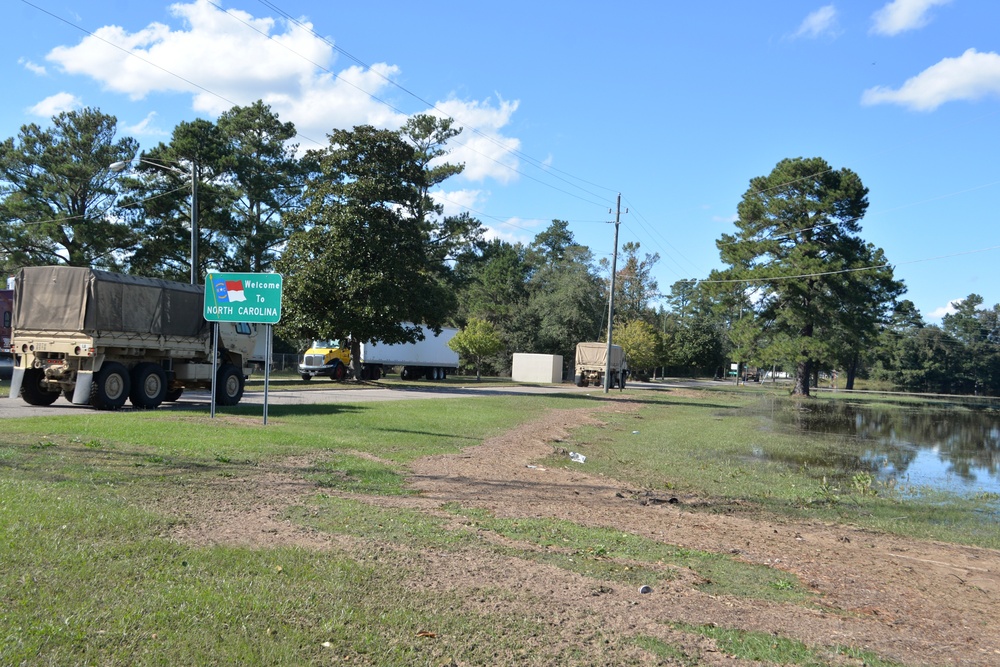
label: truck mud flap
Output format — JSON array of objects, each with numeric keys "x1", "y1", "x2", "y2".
[
  {"x1": 8, "y1": 367, "x2": 24, "y2": 400},
  {"x1": 72, "y1": 371, "x2": 94, "y2": 404}
]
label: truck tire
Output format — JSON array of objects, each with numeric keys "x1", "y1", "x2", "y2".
[
  {"x1": 129, "y1": 362, "x2": 167, "y2": 409},
  {"x1": 329, "y1": 362, "x2": 345, "y2": 381},
  {"x1": 574, "y1": 374, "x2": 583, "y2": 387},
  {"x1": 91, "y1": 362, "x2": 131, "y2": 410},
  {"x1": 619, "y1": 374, "x2": 626, "y2": 390},
  {"x1": 216, "y1": 363, "x2": 245, "y2": 406},
  {"x1": 165, "y1": 387, "x2": 184, "y2": 402},
  {"x1": 20, "y1": 368, "x2": 60, "y2": 406},
  {"x1": 300, "y1": 373, "x2": 312, "y2": 381}
]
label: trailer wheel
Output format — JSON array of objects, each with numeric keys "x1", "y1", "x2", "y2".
[
  {"x1": 165, "y1": 387, "x2": 184, "y2": 402},
  {"x1": 129, "y1": 362, "x2": 167, "y2": 409},
  {"x1": 216, "y1": 363, "x2": 245, "y2": 406},
  {"x1": 574, "y1": 374, "x2": 584, "y2": 387},
  {"x1": 20, "y1": 368, "x2": 60, "y2": 406},
  {"x1": 91, "y1": 362, "x2": 130, "y2": 410}
]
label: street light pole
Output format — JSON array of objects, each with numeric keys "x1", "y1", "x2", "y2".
[
  {"x1": 189, "y1": 161, "x2": 198, "y2": 285},
  {"x1": 109, "y1": 156, "x2": 199, "y2": 284}
]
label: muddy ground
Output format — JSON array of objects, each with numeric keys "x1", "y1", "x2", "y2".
[{"x1": 164, "y1": 398, "x2": 1000, "y2": 666}]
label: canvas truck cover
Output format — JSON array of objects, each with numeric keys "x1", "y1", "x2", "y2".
[
  {"x1": 575, "y1": 342, "x2": 624, "y2": 368},
  {"x1": 13, "y1": 266, "x2": 206, "y2": 338}
]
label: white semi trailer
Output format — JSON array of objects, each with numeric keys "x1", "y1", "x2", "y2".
[
  {"x1": 9, "y1": 266, "x2": 258, "y2": 410},
  {"x1": 298, "y1": 324, "x2": 460, "y2": 381}
]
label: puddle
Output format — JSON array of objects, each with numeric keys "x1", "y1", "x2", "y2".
[{"x1": 748, "y1": 397, "x2": 1000, "y2": 497}]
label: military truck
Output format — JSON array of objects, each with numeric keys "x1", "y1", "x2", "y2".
[
  {"x1": 8, "y1": 266, "x2": 257, "y2": 410},
  {"x1": 574, "y1": 342, "x2": 627, "y2": 389},
  {"x1": 298, "y1": 324, "x2": 460, "y2": 381}
]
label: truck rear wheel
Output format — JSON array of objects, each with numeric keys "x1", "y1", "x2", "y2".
[
  {"x1": 20, "y1": 368, "x2": 60, "y2": 406},
  {"x1": 217, "y1": 363, "x2": 245, "y2": 406},
  {"x1": 129, "y1": 362, "x2": 167, "y2": 409},
  {"x1": 165, "y1": 387, "x2": 184, "y2": 402},
  {"x1": 91, "y1": 362, "x2": 130, "y2": 410}
]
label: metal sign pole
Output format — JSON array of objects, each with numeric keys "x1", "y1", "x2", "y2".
[
  {"x1": 263, "y1": 324, "x2": 272, "y2": 425},
  {"x1": 210, "y1": 322, "x2": 219, "y2": 419}
]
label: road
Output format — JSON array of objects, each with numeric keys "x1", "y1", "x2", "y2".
[{"x1": 0, "y1": 379, "x2": 662, "y2": 418}]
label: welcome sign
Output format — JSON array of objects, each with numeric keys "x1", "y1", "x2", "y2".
[{"x1": 204, "y1": 272, "x2": 282, "y2": 324}]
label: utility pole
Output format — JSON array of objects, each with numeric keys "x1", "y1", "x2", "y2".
[{"x1": 604, "y1": 194, "x2": 622, "y2": 393}]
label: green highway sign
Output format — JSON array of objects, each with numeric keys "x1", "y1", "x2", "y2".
[{"x1": 204, "y1": 272, "x2": 282, "y2": 324}]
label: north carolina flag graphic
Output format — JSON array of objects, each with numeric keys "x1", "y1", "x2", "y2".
[{"x1": 212, "y1": 278, "x2": 247, "y2": 303}]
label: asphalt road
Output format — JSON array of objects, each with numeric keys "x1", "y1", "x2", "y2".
[{"x1": 0, "y1": 379, "x2": 661, "y2": 418}]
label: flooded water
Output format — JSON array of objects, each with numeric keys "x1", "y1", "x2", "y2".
[{"x1": 751, "y1": 398, "x2": 1000, "y2": 497}]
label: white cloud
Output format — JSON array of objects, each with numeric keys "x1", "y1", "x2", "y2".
[
  {"x1": 124, "y1": 111, "x2": 169, "y2": 136},
  {"x1": 870, "y1": 0, "x2": 952, "y2": 36},
  {"x1": 861, "y1": 49, "x2": 1000, "y2": 110},
  {"x1": 926, "y1": 297, "x2": 961, "y2": 321},
  {"x1": 18, "y1": 57, "x2": 47, "y2": 76},
  {"x1": 432, "y1": 189, "x2": 486, "y2": 218},
  {"x1": 40, "y1": 0, "x2": 523, "y2": 184},
  {"x1": 431, "y1": 96, "x2": 522, "y2": 184},
  {"x1": 27, "y1": 92, "x2": 82, "y2": 117},
  {"x1": 793, "y1": 5, "x2": 839, "y2": 39},
  {"x1": 483, "y1": 217, "x2": 541, "y2": 245}
]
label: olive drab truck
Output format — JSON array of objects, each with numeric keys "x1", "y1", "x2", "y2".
[
  {"x1": 574, "y1": 342, "x2": 627, "y2": 389},
  {"x1": 298, "y1": 324, "x2": 460, "y2": 381},
  {"x1": 8, "y1": 266, "x2": 258, "y2": 410}
]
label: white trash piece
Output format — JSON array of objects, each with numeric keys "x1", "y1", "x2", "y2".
[{"x1": 569, "y1": 451, "x2": 587, "y2": 463}]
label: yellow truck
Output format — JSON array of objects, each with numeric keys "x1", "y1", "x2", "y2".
[{"x1": 298, "y1": 325, "x2": 459, "y2": 381}]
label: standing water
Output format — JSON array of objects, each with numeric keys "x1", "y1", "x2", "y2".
[{"x1": 752, "y1": 398, "x2": 1000, "y2": 497}]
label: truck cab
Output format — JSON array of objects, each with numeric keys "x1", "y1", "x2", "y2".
[{"x1": 298, "y1": 340, "x2": 350, "y2": 381}]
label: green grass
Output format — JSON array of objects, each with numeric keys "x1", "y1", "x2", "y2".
[
  {"x1": 555, "y1": 389, "x2": 1000, "y2": 550},
  {"x1": 441, "y1": 506, "x2": 811, "y2": 602},
  {"x1": 0, "y1": 387, "x2": 990, "y2": 664},
  {"x1": 665, "y1": 622, "x2": 905, "y2": 667}
]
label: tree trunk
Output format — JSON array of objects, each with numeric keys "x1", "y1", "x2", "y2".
[
  {"x1": 349, "y1": 339, "x2": 362, "y2": 381},
  {"x1": 846, "y1": 354, "x2": 859, "y2": 390},
  {"x1": 793, "y1": 358, "x2": 811, "y2": 396}
]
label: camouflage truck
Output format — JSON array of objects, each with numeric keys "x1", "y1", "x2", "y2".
[{"x1": 9, "y1": 266, "x2": 257, "y2": 410}]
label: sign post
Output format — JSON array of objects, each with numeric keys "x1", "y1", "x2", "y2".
[{"x1": 203, "y1": 272, "x2": 282, "y2": 423}]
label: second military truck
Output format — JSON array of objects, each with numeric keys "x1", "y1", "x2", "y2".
[
  {"x1": 574, "y1": 342, "x2": 627, "y2": 389},
  {"x1": 9, "y1": 266, "x2": 258, "y2": 410}
]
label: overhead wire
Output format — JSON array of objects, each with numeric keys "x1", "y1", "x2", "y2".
[{"x1": 15, "y1": 0, "x2": 1000, "y2": 298}]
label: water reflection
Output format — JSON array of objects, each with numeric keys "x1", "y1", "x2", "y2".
[{"x1": 754, "y1": 398, "x2": 1000, "y2": 496}]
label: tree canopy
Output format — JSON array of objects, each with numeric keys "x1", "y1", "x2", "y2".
[
  {"x1": 0, "y1": 107, "x2": 138, "y2": 271},
  {"x1": 711, "y1": 157, "x2": 903, "y2": 396}
]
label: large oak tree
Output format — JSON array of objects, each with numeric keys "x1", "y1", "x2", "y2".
[{"x1": 276, "y1": 124, "x2": 456, "y2": 377}]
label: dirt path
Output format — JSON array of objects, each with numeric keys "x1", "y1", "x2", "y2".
[{"x1": 167, "y1": 401, "x2": 1000, "y2": 666}]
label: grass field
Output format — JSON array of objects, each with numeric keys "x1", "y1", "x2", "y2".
[{"x1": 1, "y1": 384, "x2": 994, "y2": 664}]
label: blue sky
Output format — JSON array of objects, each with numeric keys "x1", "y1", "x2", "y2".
[{"x1": 6, "y1": 0, "x2": 1000, "y2": 322}]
